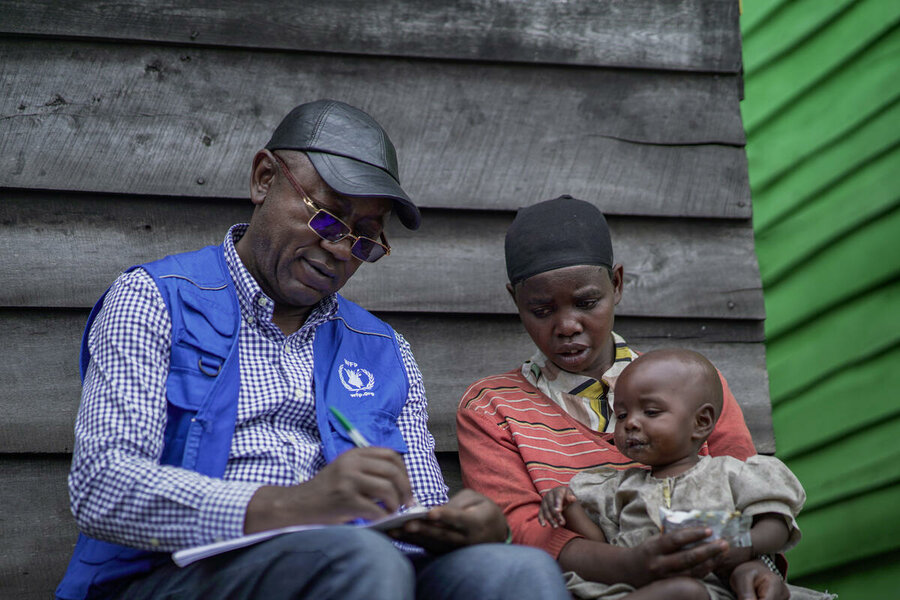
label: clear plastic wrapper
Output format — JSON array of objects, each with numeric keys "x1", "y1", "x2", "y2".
[{"x1": 660, "y1": 507, "x2": 752, "y2": 548}]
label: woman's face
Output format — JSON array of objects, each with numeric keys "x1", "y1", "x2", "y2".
[{"x1": 509, "y1": 264, "x2": 623, "y2": 380}]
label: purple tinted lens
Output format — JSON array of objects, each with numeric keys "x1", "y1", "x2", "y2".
[
  {"x1": 351, "y1": 238, "x2": 387, "y2": 262},
  {"x1": 309, "y1": 210, "x2": 350, "y2": 241}
]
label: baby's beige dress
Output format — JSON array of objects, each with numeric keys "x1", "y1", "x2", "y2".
[{"x1": 562, "y1": 454, "x2": 834, "y2": 599}]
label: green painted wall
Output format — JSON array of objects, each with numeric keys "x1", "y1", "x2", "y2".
[{"x1": 741, "y1": 0, "x2": 900, "y2": 597}]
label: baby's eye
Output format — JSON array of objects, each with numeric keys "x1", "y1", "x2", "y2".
[
  {"x1": 576, "y1": 299, "x2": 598, "y2": 309},
  {"x1": 615, "y1": 412, "x2": 627, "y2": 420},
  {"x1": 644, "y1": 409, "x2": 661, "y2": 417},
  {"x1": 531, "y1": 307, "x2": 552, "y2": 318}
]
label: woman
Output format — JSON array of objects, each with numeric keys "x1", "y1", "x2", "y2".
[{"x1": 457, "y1": 196, "x2": 787, "y2": 600}]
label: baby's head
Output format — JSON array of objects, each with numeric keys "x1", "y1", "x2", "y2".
[{"x1": 612, "y1": 348, "x2": 723, "y2": 476}]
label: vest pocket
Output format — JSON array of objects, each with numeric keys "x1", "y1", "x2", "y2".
[
  {"x1": 329, "y1": 407, "x2": 409, "y2": 455},
  {"x1": 78, "y1": 539, "x2": 153, "y2": 565}
]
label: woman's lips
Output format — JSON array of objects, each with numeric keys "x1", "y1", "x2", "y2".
[{"x1": 553, "y1": 345, "x2": 589, "y2": 369}]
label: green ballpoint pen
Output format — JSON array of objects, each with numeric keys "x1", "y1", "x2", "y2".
[
  {"x1": 329, "y1": 406, "x2": 372, "y2": 448},
  {"x1": 329, "y1": 406, "x2": 422, "y2": 510}
]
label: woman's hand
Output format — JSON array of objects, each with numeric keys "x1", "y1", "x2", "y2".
[
  {"x1": 626, "y1": 528, "x2": 729, "y2": 587},
  {"x1": 715, "y1": 544, "x2": 755, "y2": 578},
  {"x1": 730, "y1": 560, "x2": 789, "y2": 600}
]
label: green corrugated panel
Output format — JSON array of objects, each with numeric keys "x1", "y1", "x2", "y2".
[
  {"x1": 746, "y1": 26, "x2": 900, "y2": 187},
  {"x1": 740, "y1": 0, "x2": 789, "y2": 37},
  {"x1": 787, "y1": 413, "x2": 900, "y2": 511},
  {"x1": 756, "y1": 149, "x2": 899, "y2": 285},
  {"x1": 742, "y1": 0, "x2": 854, "y2": 75},
  {"x1": 762, "y1": 204, "x2": 900, "y2": 338},
  {"x1": 743, "y1": 0, "x2": 900, "y2": 593},
  {"x1": 773, "y1": 344, "x2": 900, "y2": 459},
  {"x1": 794, "y1": 551, "x2": 900, "y2": 599},
  {"x1": 786, "y1": 484, "x2": 900, "y2": 577},
  {"x1": 753, "y1": 98, "x2": 900, "y2": 232},
  {"x1": 766, "y1": 279, "x2": 899, "y2": 402},
  {"x1": 743, "y1": 0, "x2": 900, "y2": 129}
]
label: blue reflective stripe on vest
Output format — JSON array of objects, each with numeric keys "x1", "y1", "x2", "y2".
[{"x1": 57, "y1": 245, "x2": 408, "y2": 599}]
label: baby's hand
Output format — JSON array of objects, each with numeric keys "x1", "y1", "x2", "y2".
[{"x1": 538, "y1": 486, "x2": 577, "y2": 528}]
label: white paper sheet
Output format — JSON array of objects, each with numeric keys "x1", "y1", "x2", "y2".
[{"x1": 172, "y1": 505, "x2": 431, "y2": 567}]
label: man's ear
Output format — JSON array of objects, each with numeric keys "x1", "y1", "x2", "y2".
[
  {"x1": 250, "y1": 150, "x2": 277, "y2": 206},
  {"x1": 610, "y1": 264, "x2": 624, "y2": 305},
  {"x1": 692, "y1": 403, "x2": 716, "y2": 442}
]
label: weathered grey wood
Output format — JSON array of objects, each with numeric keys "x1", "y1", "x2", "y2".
[
  {"x1": 0, "y1": 310, "x2": 84, "y2": 455},
  {"x1": 0, "y1": 195, "x2": 764, "y2": 319},
  {"x1": 0, "y1": 310, "x2": 773, "y2": 455},
  {"x1": 0, "y1": 456, "x2": 74, "y2": 600},
  {"x1": 436, "y1": 452, "x2": 464, "y2": 497},
  {"x1": 0, "y1": 0, "x2": 742, "y2": 73},
  {"x1": 0, "y1": 39, "x2": 750, "y2": 218}
]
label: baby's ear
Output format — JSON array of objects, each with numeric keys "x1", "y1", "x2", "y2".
[{"x1": 692, "y1": 403, "x2": 716, "y2": 441}]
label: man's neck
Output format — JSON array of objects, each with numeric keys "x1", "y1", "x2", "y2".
[{"x1": 271, "y1": 304, "x2": 313, "y2": 336}]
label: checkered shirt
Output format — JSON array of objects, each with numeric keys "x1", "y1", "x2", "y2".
[{"x1": 69, "y1": 224, "x2": 449, "y2": 552}]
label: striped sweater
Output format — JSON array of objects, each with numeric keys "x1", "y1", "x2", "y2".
[{"x1": 456, "y1": 365, "x2": 756, "y2": 559}]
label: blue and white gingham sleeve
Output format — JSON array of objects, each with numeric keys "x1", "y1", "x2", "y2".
[
  {"x1": 69, "y1": 269, "x2": 262, "y2": 552},
  {"x1": 394, "y1": 332, "x2": 449, "y2": 508}
]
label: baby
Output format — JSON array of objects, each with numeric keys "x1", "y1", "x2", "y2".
[{"x1": 539, "y1": 348, "x2": 832, "y2": 600}]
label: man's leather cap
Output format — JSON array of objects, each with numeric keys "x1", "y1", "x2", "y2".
[{"x1": 265, "y1": 99, "x2": 420, "y2": 229}]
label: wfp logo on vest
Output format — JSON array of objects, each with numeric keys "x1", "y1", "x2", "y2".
[{"x1": 339, "y1": 359, "x2": 375, "y2": 398}]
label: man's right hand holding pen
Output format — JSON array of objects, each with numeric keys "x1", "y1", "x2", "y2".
[
  {"x1": 243, "y1": 445, "x2": 509, "y2": 554},
  {"x1": 244, "y1": 446, "x2": 416, "y2": 534}
]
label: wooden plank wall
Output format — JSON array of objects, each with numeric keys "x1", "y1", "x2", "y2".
[
  {"x1": 0, "y1": 2, "x2": 766, "y2": 597},
  {"x1": 741, "y1": 1, "x2": 900, "y2": 596}
]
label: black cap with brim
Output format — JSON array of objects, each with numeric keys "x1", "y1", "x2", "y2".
[
  {"x1": 265, "y1": 99, "x2": 421, "y2": 230},
  {"x1": 306, "y1": 151, "x2": 420, "y2": 230}
]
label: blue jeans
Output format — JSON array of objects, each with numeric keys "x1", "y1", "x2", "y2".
[{"x1": 115, "y1": 527, "x2": 569, "y2": 600}]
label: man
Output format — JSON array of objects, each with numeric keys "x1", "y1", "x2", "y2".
[{"x1": 57, "y1": 100, "x2": 569, "y2": 600}]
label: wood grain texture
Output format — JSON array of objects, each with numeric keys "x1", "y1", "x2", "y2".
[
  {"x1": 0, "y1": 310, "x2": 773, "y2": 455},
  {"x1": 0, "y1": 38, "x2": 750, "y2": 218},
  {"x1": 0, "y1": 0, "x2": 742, "y2": 72},
  {"x1": 0, "y1": 457, "x2": 74, "y2": 600},
  {"x1": 0, "y1": 194, "x2": 764, "y2": 319}
]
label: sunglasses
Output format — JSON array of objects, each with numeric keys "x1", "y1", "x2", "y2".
[{"x1": 272, "y1": 153, "x2": 391, "y2": 263}]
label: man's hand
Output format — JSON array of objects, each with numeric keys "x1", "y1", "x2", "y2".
[
  {"x1": 730, "y1": 560, "x2": 790, "y2": 600},
  {"x1": 389, "y1": 489, "x2": 508, "y2": 554},
  {"x1": 625, "y1": 527, "x2": 728, "y2": 587},
  {"x1": 244, "y1": 447, "x2": 413, "y2": 534}
]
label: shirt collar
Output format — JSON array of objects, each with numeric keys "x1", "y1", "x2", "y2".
[
  {"x1": 522, "y1": 332, "x2": 638, "y2": 432},
  {"x1": 223, "y1": 224, "x2": 338, "y2": 330}
]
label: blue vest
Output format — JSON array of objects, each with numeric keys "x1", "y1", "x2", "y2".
[{"x1": 57, "y1": 245, "x2": 410, "y2": 599}]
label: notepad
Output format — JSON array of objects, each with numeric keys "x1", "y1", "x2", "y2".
[{"x1": 172, "y1": 505, "x2": 431, "y2": 567}]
